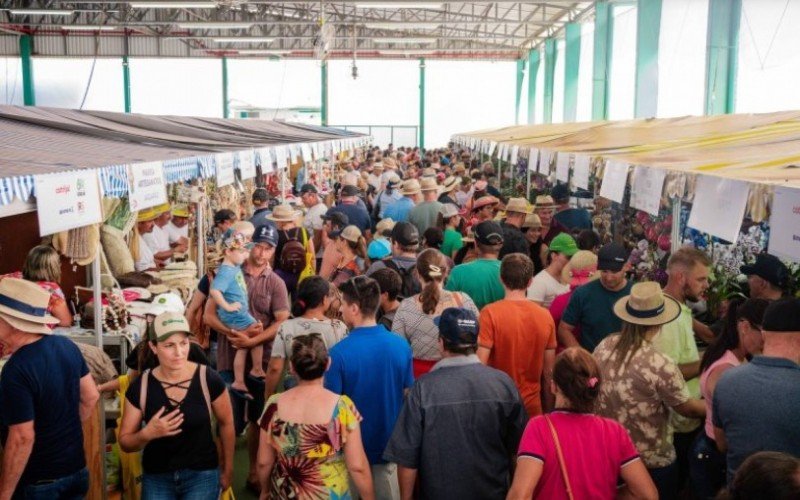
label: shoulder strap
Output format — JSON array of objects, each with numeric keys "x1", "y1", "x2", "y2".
[
  {"x1": 199, "y1": 364, "x2": 212, "y2": 417},
  {"x1": 452, "y1": 292, "x2": 463, "y2": 308},
  {"x1": 139, "y1": 369, "x2": 150, "y2": 416},
  {"x1": 545, "y1": 415, "x2": 575, "y2": 500}
]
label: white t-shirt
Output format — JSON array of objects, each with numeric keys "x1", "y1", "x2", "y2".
[
  {"x1": 367, "y1": 173, "x2": 383, "y2": 191},
  {"x1": 527, "y1": 269, "x2": 569, "y2": 308},
  {"x1": 272, "y1": 317, "x2": 348, "y2": 358},
  {"x1": 135, "y1": 234, "x2": 157, "y2": 271},
  {"x1": 165, "y1": 221, "x2": 189, "y2": 244},
  {"x1": 142, "y1": 224, "x2": 170, "y2": 253},
  {"x1": 303, "y1": 202, "x2": 327, "y2": 234}
]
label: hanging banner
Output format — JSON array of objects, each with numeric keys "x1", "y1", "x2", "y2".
[
  {"x1": 572, "y1": 155, "x2": 591, "y2": 190},
  {"x1": 274, "y1": 146, "x2": 289, "y2": 171},
  {"x1": 688, "y1": 176, "x2": 749, "y2": 243},
  {"x1": 311, "y1": 141, "x2": 321, "y2": 160},
  {"x1": 238, "y1": 150, "x2": 256, "y2": 180},
  {"x1": 630, "y1": 166, "x2": 667, "y2": 216},
  {"x1": 216, "y1": 153, "x2": 235, "y2": 187},
  {"x1": 599, "y1": 160, "x2": 629, "y2": 203},
  {"x1": 527, "y1": 148, "x2": 539, "y2": 171},
  {"x1": 127, "y1": 161, "x2": 167, "y2": 211},
  {"x1": 488, "y1": 141, "x2": 498, "y2": 156},
  {"x1": 35, "y1": 170, "x2": 103, "y2": 236},
  {"x1": 555, "y1": 153, "x2": 571, "y2": 183},
  {"x1": 539, "y1": 150, "x2": 554, "y2": 174},
  {"x1": 768, "y1": 186, "x2": 800, "y2": 261},
  {"x1": 510, "y1": 145, "x2": 520, "y2": 166},
  {"x1": 300, "y1": 143, "x2": 313, "y2": 163}
]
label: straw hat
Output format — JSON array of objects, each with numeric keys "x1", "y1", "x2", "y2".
[
  {"x1": 472, "y1": 195, "x2": 499, "y2": 212},
  {"x1": 402, "y1": 179, "x2": 422, "y2": 196},
  {"x1": 171, "y1": 205, "x2": 190, "y2": 218},
  {"x1": 339, "y1": 225, "x2": 363, "y2": 243},
  {"x1": 152, "y1": 202, "x2": 171, "y2": 215},
  {"x1": 505, "y1": 197, "x2": 532, "y2": 214},
  {"x1": 613, "y1": 282, "x2": 681, "y2": 327},
  {"x1": 522, "y1": 213, "x2": 542, "y2": 229},
  {"x1": 420, "y1": 177, "x2": 439, "y2": 192},
  {"x1": 376, "y1": 218, "x2": 396, "y2": 237},
  {"x1": 442, "y1": 176, "x2": 461, "y2": 192},
  {"x1": 0, "y1": 278, "x2": 58, "y2": 334},
  {"x1": 453, "y1": 162, "x2": 466, "y2": 174},
  {"x1": 534, "y1": 195, "x2": 557, "y2": 210},
  {"x1": 562, "y1": 250, "x2": 599, "y2": 288},
  {"x1": 422, "y1": 167, "x2": 437, "y2": 178},
  {"x1": 440, "y1": 203, "x2": 460, "y2": 219},
  {"x1": 137, "y1": 207, "x2": 159, "y2": 223},
  {"x1": 267, "y1": 204, "x2": 302, "y2": 222},
  {"x1": 373, "y1": 162, "x2": 384, "y2": 171}
]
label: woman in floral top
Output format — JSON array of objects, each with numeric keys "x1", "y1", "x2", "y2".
[
  {"x1": 257, "y1": 334, "x2": 374, "y2": 500},
  {"x1": 593, "y1": 282, "x2": 706, "y2": 500}
]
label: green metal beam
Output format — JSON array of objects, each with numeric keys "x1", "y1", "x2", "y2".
[
  {"x1": 221, "y1": 56, "x2": 229, "y2": 119},
  {"x1": 527, "y1": 49, "x2": 540, "y2": 124},
  {"x1": 543, "y1": 38, "x2": 556, "y2": 124},
  {"x1": 705, "y1": 0, "x2": 741, "y2": 115},
  {"x1": 419, "y1": 58, "x2": 426, "y2": 149},
  {"x1": 320, "y1": 61, "x2": 328, "y2": 126},
  {"x1": 122, "y1": 55, "x2": 131, "y2": 113},
  {"x1": 19, "y1": 35, "x2": 35, "y2": 106},
  {"x1": 592, "y1": 1, "x2": 614, "y2": 121},
  {"x1": 515, "y1": 59, "x2": 526, "y2": 125},
  {"x1": 635, "y1": 0, "x2": 663, "y2": 118},
  {"x1": 564, "y1": 23, "x2": 581, "y2": 122}
]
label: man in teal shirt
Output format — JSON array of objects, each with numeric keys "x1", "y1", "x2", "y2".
[{"x1": 446, "y1": 221, "x2": 505, "y2": 310}]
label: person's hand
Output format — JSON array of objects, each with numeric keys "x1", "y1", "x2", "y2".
[
  {"x1": 229, "y1": 330, "x2": 257, "y2": 349},
  {"x1": 226, "y1": 302, "x2": 242, "y2": 312},
  {"x1": 219, "y1": 466, "x2": 233, "y2": 492},
  {"x1": 143, "y1": 407, "x2": 183, "y2": 440}
]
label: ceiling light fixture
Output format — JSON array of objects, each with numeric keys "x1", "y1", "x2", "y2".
[
  {"x1": 365, "y1": 22, "x2": 440, "y2": 30},
  {"x1": 373, "y1": 38, "x2": 436, "y2": 44},
  {"x1": 129, "y1": 2, "x2": 217, "y2": 8},
  {"x1": 9, "y1": 9, "x2": 74, "y2": 16},
  {"x1": 211, "y1": 37, "x2": 274, "y2": 43},
  {"x1": 176, "y1": 22, "x2": 254, "y2": 29},
  {"x1": 356, "y1": 3, "x2": 443, "y2": 9}
]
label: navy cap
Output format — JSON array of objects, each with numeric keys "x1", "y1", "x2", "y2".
[
  {"x1": 598, "y1": 242, "x2": 629, "y2": 272},
  {"x1": 299, "y1": 183, "x2": 318, "y2": 194},
  {"x1": 252, "y1": 223, "x2": 278, "y2": 247},
  {"x1": 551, "y1": 183, "x2": 570, "y2": 202},
  {"x1": 321, "y1": 209, "x2": 349, "y2": 229},
  {"x1": 341, "y1": 185, "x2": 360, "y2": 197},
  {"x1": 741, "y1": 253, "x2": 790, "y2": 289},
  {"x1": 435, "y1": 308, "x2": 479, "y2": 346},
  {"x1": 473, "y1": 220, "x2": 504, "y2": 245}
]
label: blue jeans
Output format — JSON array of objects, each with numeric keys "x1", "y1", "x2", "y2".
[
  {"x1": 648, "y1": 461, "x2": 678, "y2": 500},
  {"x1": 142, "y1": 468, "x2": 219, "y2": 500},
  {"x1": 689, "y1": 432, "x2": 727, "y2": 499},
  {"x1": 21, "y1": 467, "x2": 88, "y2": 500}
]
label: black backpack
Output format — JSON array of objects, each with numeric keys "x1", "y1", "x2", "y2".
[
  {"x1": 384, "y1": 259, "x2": 421, "y2": 299},
  {"x1": 279, "y1": 228, "x2": 308, "y2": 275}
]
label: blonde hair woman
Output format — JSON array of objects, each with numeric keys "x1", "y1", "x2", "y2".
[{"x1": 2, "y1": 245, "x2": 72, "y2": 327}]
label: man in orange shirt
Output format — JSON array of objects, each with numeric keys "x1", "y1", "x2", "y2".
[{"x1": 477, "y1": 253, "x2": 557, "y2": 417}]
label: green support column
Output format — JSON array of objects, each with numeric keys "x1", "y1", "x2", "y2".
[
  {"x1": 635, "y1": 0, "x2": 663, "y2": 118},
  {"x1": 592, "y1": 1, "x2": 613, "y2": 121},
  {"x1": 19, "y1": 35, "x2": 35, "y2": 106},
  {"x1": 320, "y1": 61, "x2": 328, "y2": 126},
  {"x1": 419, "y1": 58, "x2": 426, "y2": 149},
  {"x1": 122, "y1": 55, "x2": 131, "y2": 113},
  {"x1": 221, "y1": 56, "x2": 229, "y2": 119},
  {"x1": 564, "y1": 23, "x2": 581, "y2": 122},
  {"x1": 705, "y1": 0, "x2": 741, "y2": 115},
  {"x1": 514, "y1": 59, "x2": 526, "y2": 125},
  {"x1": 543, "y1": 38, "x2": 556, "y2": 124},
  {"x1": 527, "y1": 49, "x2": 540, "y2": 124}
]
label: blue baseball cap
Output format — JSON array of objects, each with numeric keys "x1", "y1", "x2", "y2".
[
  {"x1": 252, "y1": 223, "x2": 278, "y2": 247},
  {"x1": 435, "y1": 307, "x2": 479, "y2": 346},
  {"x1": 367, "y1": 238, "x2": 392, "y2": 260}
]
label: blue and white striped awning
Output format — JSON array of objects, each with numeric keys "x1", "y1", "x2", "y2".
[
  {"x1": 163, "y1": 157, "x2": 202, "y2": 184},
  {"x1": 0, "y1": 175, "x2": 34, "y2": 205},
  {"x1": 99, "y1": 165, "x2": 130, "y2": 198}
]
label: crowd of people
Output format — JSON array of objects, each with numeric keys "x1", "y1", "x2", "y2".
[{"x1": 0, "y1": 144, "x2": 798, "y2": 500}]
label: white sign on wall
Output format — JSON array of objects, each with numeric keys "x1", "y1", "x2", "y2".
[
  {"x1": 688, "y1": 175, "x2": 750, "y2": 243},
  {"x1": 599, "y1": 160, "x2": 629, "y2": 203},
  {"x1": 216, "y1": 153, "x2": 235, "y2": 187},
  {"x1": 555, "y1": 153, "x2": 571, "y2": 183},
  {"x1": 630, "y1": 166, "x2": 667, "y2": 216},
  {"x1": 127, "y1": 161, "x2": 167, "y2": 211},
  {"x1": 35, "y1": 170, "x2": 103, "y2": 236},
  {"x1": 768, "y1": 186, "x2": 800, "y2": 261},
  {"x1": 238, "y1": 150, "x2": 257, "y2": 180},
  {"x1": 539, "y1": 150, "x2": 554, "y2": 175},
  {"x1": 572, "y1": 155, "x2": 591, "y2": 190}
]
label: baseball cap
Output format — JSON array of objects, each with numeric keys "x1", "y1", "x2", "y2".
[
  {"x1": 367, "y1": 238, "x2": 392, "y2": 260},
  {"x1": 341, "y1": 185, "x2": 360, "y2": 197},
  {"x1": 299, "y1": 184, "x2": 318, "y2": 194},
  {"x1": 391, "y1": 221, "x2": 420, "y2": 247},
  {"x1": 473, "y1": 221, "x2": 504, "y2": 246},
  {"x1": 252, "y1": 223, "x2": 278, "y2": 247},
  {"x1": 549, "y1": 233, "x2": 579, "y2": 257},
  {"x1": 551, "y1": 183, "x2": 570, "y2": 202},
  {"x1": 150, "y1": 312, "x2": 191, "y2": 343},
  {"x1": 740, "y1": 254, "x2": 790, "y2": 289},
  {"x1": 598, "y1": 242, "x2": 629, "y2": 272},
  {"x1": 222, "y1": 232, "x2": 249, "y2": 251},
  {"x1": 321, "y1": 209, "x2": 349, "y2": 228},
  {"x1": 435, "y1": 307, "x2": 479, "y2": 346},
  {"x1": 762, "y1": 297, "x2": 800, "y2": 332}
]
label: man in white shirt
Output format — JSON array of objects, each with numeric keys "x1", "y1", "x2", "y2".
[
  {"x1": 166, "y1": 204, "x2": 190, "y2": 248},
  {"x1": 141, "y1": 203, "x2": 177, "y2": 264},
  {"x1": 367, "y1": 162, "x2": 384, "y2": 192},
  {"x1": 134, "y1": 208, "x2": 160, "y2": 272},
  {"x1": 299, "y1": 183, "x2": 328, "y2": 254},
  {"x1": 527, "y1": 233, "x2": 577, "y2": 307}
]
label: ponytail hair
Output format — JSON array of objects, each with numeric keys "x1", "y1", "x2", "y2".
[
  {"x1": 416, "y1": 248, "x2": 447, "y2": 315},
  {"x1": 291, "y1": 276, "x2": 331, "y2": 317},
  {"x1": 347, "y1": 236, "x2": 367, "y2": 262}
]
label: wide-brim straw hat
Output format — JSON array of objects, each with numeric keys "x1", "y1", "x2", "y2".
[
  {"x1": 613, "y1": 282, "x2": 681, "y2": 327},
  {"x1": 402, "y1": 179, "x2": 422, "y2": 196},
  {"x1": 440, "y1": 203, "x2": 460, "y2": 219},
  {"x1": 137, "y1": 207, "x2": 159, "y2": 223},
  {"x1": 376, "y1": 217, "x2": 396, "y2": 236},
  {"x1": 171, "y1": 204, "x2": 190, "y2": 218},
  {"x1": 442, "y1": 176, "x2": 461, "y2": 192},
  {"x1": 505, "y1": 197, "x2": 532, "y2": 214},
  {"x1": 535, "y1": 195, "x2": 557, "y2": 210},
  {"x1": 267, "y1": 204, "x2": 302, "y2": 222},
  {"x1": 472, "y1": 195, "x2": 499, "y2": 212},
  {"x1": 522, "y1": 213, "x2": 542, "y2": 229},
  {"x1": 420, "y1": 177, "x2": 439, "y2": 192},
  {"x1": 0, "y1": 278, "x2": 58, "y2": 334},
  {"x1": 562, "y1": 250, "x2": 599, "y2": 288}
]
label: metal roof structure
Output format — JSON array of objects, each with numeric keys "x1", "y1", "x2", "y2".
[{"x1": 0, "y1": 1, "x2": 595, "y2": 60}]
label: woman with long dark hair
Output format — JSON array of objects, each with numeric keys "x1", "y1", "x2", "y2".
[
  {"x1": 689, "y1": 298, "x2": 769, "y2": 499},
  {"x1": 330, "y1": 225, "x2": 368, "y2": 286}
]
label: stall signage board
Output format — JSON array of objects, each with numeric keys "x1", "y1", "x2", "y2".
[
  {"x1": 555, "y1": 153, "x2": 571, "y2": 183},
  {"x1": 572, "y1": 155, "x2": 591, "y2": 190},
  {"x1": 35, "y1": 170, "x2": 103, "y2": 236},
  {"x1": 767, "y1": 186, "x2": 800, "y2": 261},
  {"x1": 599, "y1": 161, "x2": 629, "y2": 203},
  {"x1": 526, "y1": 148, "x2": 538, "y2": 171},
  {"x1": 510, "y1": 145, "x2": 520, "y2": 166},
  {"x1": 300, "y1": 143, "x2": 313, "y2": 163},
  {"x1": 258, "y1": 148, "x2": 274, "y2": 173},
  {"x1": 630, "y1": 166, "x2": 667, "y2": 216},
  {"x1": 216, "y1": 153, "x2": 235, "y2": 187},
  {"x1": 539, "y1": 150, "x2": 554, "y2": 174},
  {"x1": 488, "y1": 141, "x2": 498, "y2": 156},
  {"x1": 688, "y1": 176, "x2": 749, "y2": 244},
  {"x1": 275, "y1": 146, "x2": 289, "y2": 171},
  {"x1": 238, "y1": 150, "x2": 256, "y2": 180},
  {"x1": 128, "y1": 161, "x2": 167, "y2": 211}
]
